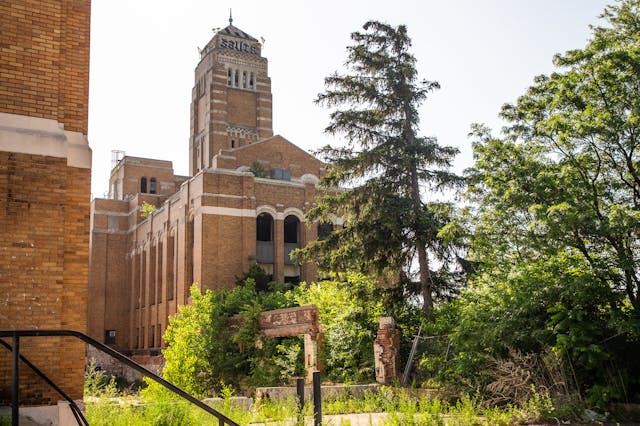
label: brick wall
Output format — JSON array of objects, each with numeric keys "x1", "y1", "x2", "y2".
[
  {"x1": 0, "y1": 0, "x2": 91, "y2": 405},
  {"x1": 0, "y1": 0, "x2": 91, "y2": 134},
  {"x1": 0, "y1": 152, "x2": 90, "y2": 404}
]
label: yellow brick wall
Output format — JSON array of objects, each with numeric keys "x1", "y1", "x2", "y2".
[
  {"x1": 0, "y1": 153, "x2": 90, "y2": 404},
  {"x1": 0, "y1": 0, "x2": 91, "y2": 134},
  {"x1": 0, "y1": 0, "x2": 91, "y2": 405}
]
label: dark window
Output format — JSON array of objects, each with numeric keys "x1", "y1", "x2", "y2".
[
  {"x1": 185, "y1": 219, "x2": 194, "y2": 300},
  {"x1": 284, "y1": 275, "x2": 301, "y2": 285},
  {"x1": 149, "y1": 245, "x2": 156, "y2": 304},
  {"x1": 256, "y1": 213, "x2": 274, "y2": 241},
  {"x1": 157, "y1": 241, "x2": 163, "y2": 302},
  {"x1": 140, "y1": 177, "x2": 147, "y2": 193},
  {"x1": 150, "y1": 325, "x2": 155, "y2": 348},
  {"x1": 285, "y1": 215, "x2": 300, "y2": 265},
  {"x1": 105, "y1": 330, "x2": 116, "y2": 345},
  {"x1": 167, "y1": 235, "x2": 175, "y2": 301},
  {"x1": 256, "y1": 213, "x2": 274, "y2": 263},
  {"x1": 318, "y1": 222, "x2": 334, "y2": 240},
  {"x1": 284, "y1": 215, "x2": 299, "y2": 243},
  {"x1": 150, "y1": 177, "x2": 157, "y2": 194},
  {"x1": 270, "y1": 168, "x2": 291, "y2": 181}
]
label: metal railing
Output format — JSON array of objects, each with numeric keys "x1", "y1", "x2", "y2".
[{"x1": 0, "y1": 329, "x2": 239, "y2": 426}]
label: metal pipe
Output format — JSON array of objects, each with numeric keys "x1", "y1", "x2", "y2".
[
  {"x1": 313, "y1": 371, "x2": 321, "y2": 426},
  {"x1": 11, "y1": 335, "x2": 19, "y2": 426},
  {"x1": 296, "y1": 377, "x2": 305, "y2": 420}
]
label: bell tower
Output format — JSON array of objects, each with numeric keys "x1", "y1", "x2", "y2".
[{"x1": 189, "y1": 15, "x2": 273, "y2": 176}]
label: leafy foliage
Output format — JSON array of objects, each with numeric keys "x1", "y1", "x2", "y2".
[
  {"x1": 250, "y1": 161, "x2": 268, "y2": 178},
  {"x1": 426, "y1": 0, "x2": 640, "y2": 408},
  {"x1": 161, "y1": 278, "x2": 295, "y2": 396},
  {"x1": 140, "y1": 201, "x2": 157, "y2": 219},
  {"x1": 298, "y1": 21, "x2": 464, "y2": 317},
  {"x1": 292, "y1": 273, "x2": 386, "y2": 383},
  {"x1": 160, "y1": 271, "x2": 415, "y2": 394}
]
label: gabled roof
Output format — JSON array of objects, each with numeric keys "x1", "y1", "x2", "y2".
[
  {"x1": 217, "y1": 24, "x2": 258, "y2": 42},
  {"x1": 228, "y1": 134, "x2": 318, "y2": 160}
]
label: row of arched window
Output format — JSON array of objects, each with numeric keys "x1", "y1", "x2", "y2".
[
  {"x1": 227, "y1": 68, "x2": 255, "y2": 90},
  {"x1": 255, "y1": 213, "x2": 335, "y2": 260},
  {"x1": 140, "y1": 177, "x2": 157, "y2": 194}
]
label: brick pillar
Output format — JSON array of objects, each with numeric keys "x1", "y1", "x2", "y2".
[{"x1": 373, "y1": 317, "x2": 400, "y2": 385}]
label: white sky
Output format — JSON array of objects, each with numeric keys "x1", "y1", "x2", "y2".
[{"x1": 88, "y1": 0, "x2": 610, "y2": 198}]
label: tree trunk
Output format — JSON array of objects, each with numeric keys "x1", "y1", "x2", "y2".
[
  {"x1": 409, "y1": 147, "x2": 434, "y2": 317},
  {"x1": 418, "y1": 244, "x2": 434, "y2": 318}
]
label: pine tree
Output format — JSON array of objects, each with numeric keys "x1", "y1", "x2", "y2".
[{"x1": 300, "y1": 21, "x2": 463, "y2": 317}]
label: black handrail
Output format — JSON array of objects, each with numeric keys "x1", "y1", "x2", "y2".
[
  {"x1": 0, "y1": 329, "x2": 239, "y2": 426},
  {"x1": 0, "y1": 339, "x2": 88, "y2": 425}
]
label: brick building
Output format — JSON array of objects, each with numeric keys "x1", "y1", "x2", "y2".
[
  {"x1": 88, "y1": 20, "x2": 332, "y2": 356},
  {"x1": 0, "y1": 0, "x2": 92, "y2": 404}
]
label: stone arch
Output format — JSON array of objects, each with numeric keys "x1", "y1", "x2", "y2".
[{"x1": 283, "y1": 207, "x2": 305, "y2": 222}]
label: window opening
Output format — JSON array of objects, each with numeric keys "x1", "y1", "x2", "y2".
[
  {"x1": 256, "y1": 213, "x2": 274, "y2": 241},
  {"x1": 157, "y1": 241, "x2": 163, "y2": 302},
  {"x1": 234, "y1": 69, "x2": 239, "y2": 87},
  {"x1": 270, "y1": 168, "x2": 291, "y2": 181},
  {"x1": 227, "y1": 68, "x2": 232, "y2": 85},
  {"x1": 249, "y1": 72, "x2": 255, "y2": 89},
  {"x1": 256, "y1": 213, "x2": 274, "y2": 264},
  {"x1": 284, "y1": 215, "x2": 300, "y2": 243},
  {"x1": 149, "y1": 245, "x2": 156, "y2": 304},
  {"x1": 167, "y1": 235, "x2": 175, "y2": 301},
  {"x1": 141, "y1": 251, "x2": 146, "y2": 306},
  {"x1": 150, "y1": 177, "x2": 157, "y2": 194},
  {"x1": 105, "y1": 330, "x2": 116, "y2": 345},
  {"x1": 140, "y1": 177, "x2": 147, "y2": 193},
  {"x1": 185, "y1": 219, "x2": 194, "y2": 300}
]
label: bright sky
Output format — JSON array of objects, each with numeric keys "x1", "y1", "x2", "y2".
[{"x1": 88, "y1": 0, "x2": 610, "y2": 198}]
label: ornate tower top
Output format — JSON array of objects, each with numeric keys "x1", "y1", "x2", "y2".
[{"x1": 189, "y1": 18, "x2": 273, "y2": 176}]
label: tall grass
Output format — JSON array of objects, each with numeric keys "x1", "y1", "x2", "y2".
[{"x1": 84, "y1": 378, "x2": 559, "y2": 426}]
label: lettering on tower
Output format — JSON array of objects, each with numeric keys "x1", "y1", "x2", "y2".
[{"x1": 220, "y1": 38, "x2": 258, "y2": 54}]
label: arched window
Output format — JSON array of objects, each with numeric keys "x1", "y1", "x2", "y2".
[
  {"x1": 284, "y1": 215, "x2": 300, "y2": 244},
  {"x1": 140, "y1": 177, "x2": 147, "y2": 193},
  {"x1": 284, "y1": 215, "x2": 301, "y2": 282},
  {"x1": 256, "y1": 213, "x2": 274, "y2": 263},
  {"x1": 149, "y1": 177, "x2": 157, "y2": 194},
  {"x1": 249, "y1": 72, "x2": 255, "y2": 90},
  {"x1": 242, "y1": 71, "x2": 247, "y2": 88},
  {"x1": 234, "y1": 69, "x2": 239, "y2": 87},
  {"x1": 227, "y1": 68, "x2": 232, "y2": 86},
  {"x1": 257, "y1": 213, "x2": 273, "y2": 242},
  {"x1": 284, "y1": 215, "x2": 300, "y2": 267}
]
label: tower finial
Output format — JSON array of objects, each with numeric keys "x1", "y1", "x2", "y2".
[{"x1": 229, "y1": 9, "x2": 233, "y2": 25}]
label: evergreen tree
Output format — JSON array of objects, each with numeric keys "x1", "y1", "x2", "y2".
[{"x1": 299, "y1": 21, "x2": 463, "y2": 317}]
